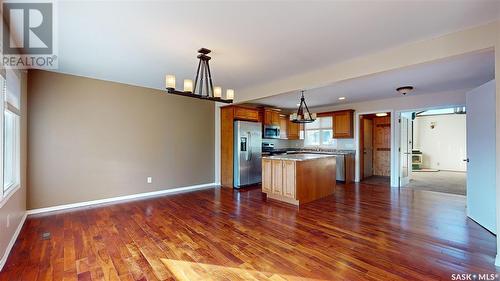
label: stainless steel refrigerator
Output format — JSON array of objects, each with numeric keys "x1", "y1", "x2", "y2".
[{"x1": 234, "y1": 121, "x2": 262, "y2": 188}]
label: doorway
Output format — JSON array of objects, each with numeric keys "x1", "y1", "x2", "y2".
[
  {"x1": 359, "y1": 113, "x2": 391, "y2": 185},
  {"x1": 399, "y1": 107, "x2": 467, "y2": 195}
]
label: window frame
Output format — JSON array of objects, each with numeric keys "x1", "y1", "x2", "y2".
[
  {"x1": 3, "y1": 108, "x2": 20, "y2": 194},
  {"x1": 0, "y1": 72, "x2": 21, "y2": 206}
]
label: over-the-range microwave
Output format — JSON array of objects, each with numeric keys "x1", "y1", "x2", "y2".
[{"x1": 263, "y1": 125, "x2": 280, "y2": 139}]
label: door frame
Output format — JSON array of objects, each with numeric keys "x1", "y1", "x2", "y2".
[
  {"x1": 394, "y1": 104, "x2": 465, "y2": 188},
  {"x1": 354, "y1": 109, "x2": 394, "y2": 184}
]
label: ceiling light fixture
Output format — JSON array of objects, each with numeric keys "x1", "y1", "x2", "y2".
[
  {"x1": 376, "y1": 112, "x2": 388, "y2": 117},
  {"x1": 166, "y1": 48, "x2": 233, "y2": 103},
  {"x1": 338, "y1": 97, "x2": 346, "y2": 100},
  {"x1": 290, "y1": 90, "x2": 317, "y2": 123},
  {"x1": 396, "y1": 86, "x2": 414, "y2": 95}
]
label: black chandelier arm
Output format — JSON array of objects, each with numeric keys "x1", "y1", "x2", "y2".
[
  {"x1": 206, "y1": 60, "x2": 215, "y2": 96},
  {"x1": 199, "y1": 60, "x2": 205, "y2": 96},
  {"x1": 204, "y1": 61, "x2": 210, "y2": 97},
  {"x1": 193, "y1": 59, "x2": 202, "y2": 94}
]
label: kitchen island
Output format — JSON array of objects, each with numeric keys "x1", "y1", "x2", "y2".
[{"x1": 262, "y1": 154, "x2": 336, "y2": 205}]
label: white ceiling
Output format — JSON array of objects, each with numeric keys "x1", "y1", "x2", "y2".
[
  {"x1": 54, "y1": 1, "x2": 500, "y2": 94},
  {"x1": 250, "y1": 50, "x2": 495, "y2": 109}
]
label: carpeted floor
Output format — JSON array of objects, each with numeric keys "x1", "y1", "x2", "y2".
[{"x1": 406, "y1": 170, "x2": 466, "y2": 195}]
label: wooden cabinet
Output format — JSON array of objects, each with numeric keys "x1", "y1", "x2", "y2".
[
  {"x1": 263, "y1": 159, "x2": 295, "y2": 199},
  {"x1": 345, "y1": 154, "x2": 355, "y2": 183},
  {"x1": 287, "y1": 120, "x2": 300, "y2": 140},
  {"x1": 234, "y1": 106, "x2": 259, "y2": 122},
  {"x1": 263, "y1": 108, "x2": 280, "y2": 126},
  {"x1": 262, "y1": 158, "x2": 272, "y2": 193},
  {"x1": 221, "y1": 105, "x2": 261, "y2": 188},
  {"x1": 282, "y1": 160, "x2": 296, "y2": 199},
  {"x1": 262, "y1": 157, "x2": 335, "y2": 205},
  {"x1": 279, "y1": 114, "x2": 288, "y2": 139},
  {"x1": 271, "y1": 160, "x2": 283, "y2": 195},
  {"x1": 333, "y1": 110, "x2": 354, "y2": 139}
]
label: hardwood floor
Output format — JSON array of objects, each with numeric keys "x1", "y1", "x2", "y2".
[{"x1": 1, "y1": 182, "x2": 498, "y2": 280}]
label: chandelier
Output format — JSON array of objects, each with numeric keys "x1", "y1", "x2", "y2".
[
  {"x1": 165, "y1": 48, "x2": 233, "y2": 103},
  {"x1": 290, "y1": 90, "x2": 317, "y2": 123}
]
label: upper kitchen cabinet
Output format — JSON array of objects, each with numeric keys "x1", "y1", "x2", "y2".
[
  {"x1": 287, "y1": 119, "x2": 300, "y2": 140},
  {"x1": 332, "y1": 110, "x2": 354, "y2": 138},
  {"x1": 279, "y1": 114, "x2": 288, "y2": 139},
  {"x1": 234, "y1": 106, "x2": 260, "y2": 122},
  {"x1": 263, "y1": 108, "x2": 280, "y2": 126}
]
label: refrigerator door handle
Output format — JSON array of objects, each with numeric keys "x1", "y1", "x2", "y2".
[{"x1": 247, "y1": 132, "x2": 252, "y2": 161}]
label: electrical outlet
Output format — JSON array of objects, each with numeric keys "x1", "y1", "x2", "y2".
[
  {"x1": 147, "y1": 177, "x2": 152, "y2": 184},
  {"x1": 6, "y1": 214, "x2": 10, "y2": 228}
]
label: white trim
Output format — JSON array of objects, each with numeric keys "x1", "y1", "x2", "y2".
[
  {"x1": 0, "y1": 212, "x2": 27, "y2": 271},
  {"x1": 27, "y1": 183, "x2": 219, "y2": 215},
  {"x1": 0, "y1": 184, "x2": 21, "y2": 209},
  {"x1": 393, "y1": 103, "x2": 465, "y2": 189}
]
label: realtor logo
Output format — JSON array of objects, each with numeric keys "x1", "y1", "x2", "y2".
[{"x1": 2, "y1": 1, "x2": 57, "y2": 69}]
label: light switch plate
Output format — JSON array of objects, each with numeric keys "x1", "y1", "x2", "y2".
[{"x1": 147, "y1": 177, "x2": 152, "y2": 184}]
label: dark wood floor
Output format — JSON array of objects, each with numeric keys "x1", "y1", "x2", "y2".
[{"x1": 1, "y1": 182, "x2": 498, "y2": 280}]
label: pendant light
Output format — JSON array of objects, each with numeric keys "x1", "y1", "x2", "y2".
[
  {"x1": 165, "y1": 48, "x2": 233, "y2": 103},
  {"x1": 290, "y1": 90, "x2": 317, "y2": 123}
]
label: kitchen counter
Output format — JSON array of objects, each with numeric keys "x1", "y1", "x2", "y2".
[{"x1": 262, "y1": 153, "x2": 336, "y2": 161}]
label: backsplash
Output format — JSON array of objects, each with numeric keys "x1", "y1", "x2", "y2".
[{"x1": 262, "y1": 138, "x2": 355, "y2": 150}]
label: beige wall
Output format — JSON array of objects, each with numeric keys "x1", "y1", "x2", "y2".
[
  {"x1": 0, "y1": 71, "x2": 27, "y2": 266},
  {"x1": 27, "y1": 70, "x2": 215, "y2": 209}
]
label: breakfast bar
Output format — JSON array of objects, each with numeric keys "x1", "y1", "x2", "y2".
[{"x1": 262, "y1": 154, "x2": 336, "y2": 205}]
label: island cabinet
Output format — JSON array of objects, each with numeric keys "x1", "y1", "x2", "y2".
[{"x1": 262, "y1": 155, "x2": 336, "y2": 205}]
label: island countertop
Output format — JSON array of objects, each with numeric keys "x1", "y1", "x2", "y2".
[{"x1": 262, "y1": 153, "x2": 336, "y2": 162}]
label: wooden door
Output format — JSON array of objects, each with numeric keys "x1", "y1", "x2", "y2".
[
  {"x1": 262, "y1": 158, "x2": 272, "y2": 193},
  {"x1": 373, "y1": 116, "x2": 391, "y2": 176},
  {"x1": 363, "y1": 119, "x2": 373, "y2": 178},
  {"x1": 282, "y1": 160, "x2": 296, "y2": 199},
  {"x1": 271, "y1": 160, "x2": 283, "y2": 195},
  {"x1": 279, "y1": 115, "x2": 288, "y2": 139}
]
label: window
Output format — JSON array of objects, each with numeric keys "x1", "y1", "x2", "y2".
[
  {"x1": 2, "y1": 70, "x2": 20, "y2": 195},
  {"x1": 304, "y1": 116, "x2": 336, "y2": 147}
]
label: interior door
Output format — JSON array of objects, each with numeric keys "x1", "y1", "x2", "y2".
[
  {"x1": 466, "y1": 80, "x2": 496, "y2": 234},
  {"x1": 399, "y1": 113, "x2": 412, "y2": 187},
  {"x1": 363, "y1": 119, "x2": 373, "y2": 178}
]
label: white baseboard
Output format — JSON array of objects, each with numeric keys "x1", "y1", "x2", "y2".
[
  {"x1": 0, "y1": 212, "x2": 27, "y2": 271},
  {"x1": 27, "y1": 182, "x2": 219, "y2": 215}
]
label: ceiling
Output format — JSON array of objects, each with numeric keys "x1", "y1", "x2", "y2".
[
  {"x1": 53, "y1": 1, "x2": 500, "y2": 94},
  {"x1": 249, "y1": 50, "x2": 495, "y2": 109}
]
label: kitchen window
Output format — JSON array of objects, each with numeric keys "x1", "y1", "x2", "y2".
[{"x1": 304, "y1": 116, "x2": 336, "y2": 147}]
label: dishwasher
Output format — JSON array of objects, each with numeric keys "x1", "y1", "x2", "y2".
[{"x1": 335, "y1": 154, "x2": 345, "y2": 181}]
